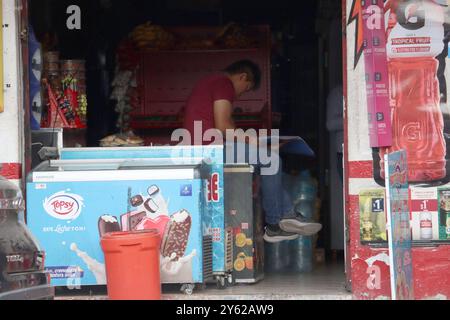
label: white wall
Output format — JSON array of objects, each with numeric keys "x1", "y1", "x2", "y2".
[{"x1": 0, "y1": 0, "x2": 23, "y2": 186}]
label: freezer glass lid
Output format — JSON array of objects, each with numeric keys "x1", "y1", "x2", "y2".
[
  {"x1": 118, "y1": 158, "x2": 205, "y2": 169},
  {"x1": 48, "y1": 160, "x2": 122, "y2": 171},
  {"x1": 46, "y1": 158, "x2": 205, "y2": 171}
]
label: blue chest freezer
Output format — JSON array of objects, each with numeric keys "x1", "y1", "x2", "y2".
[
  {"x1": 26, "y1": 158, "x2": 213, "y2": 287},
  {"x1": 59, "y1": 146, "x2": 232, "y2": 285}
]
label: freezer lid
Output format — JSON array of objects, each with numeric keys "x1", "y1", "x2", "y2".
[
  {"x1": 33, "y1": 158, "x2": 205, "y2": 171},
  {"x1": 29, "y1": 158, "x2": 207, "y2": 182},
  {"x1": 118, "y1": 157, "x2": 205, "y2": 169},
  {"x1": 31, "y1": 168, "x2": 200, "y2": 182}
]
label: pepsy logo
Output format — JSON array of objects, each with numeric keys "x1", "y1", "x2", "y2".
[{"x1": 43, "y1": 192, "x2": 84, "y2": 221}]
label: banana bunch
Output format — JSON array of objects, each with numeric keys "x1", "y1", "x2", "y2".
[
  {"x1": 130, "y1": 22, "x2": 175, "y2": 50},
  {"x1": 77, "y1": 94, "x2": 88, "y2": 117}
]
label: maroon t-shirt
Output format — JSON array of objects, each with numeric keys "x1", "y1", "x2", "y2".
[{"x1": 183, "y1": 74, "x2": 235, "y2": 145}]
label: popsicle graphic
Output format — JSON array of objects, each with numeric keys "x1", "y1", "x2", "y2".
[
  {"x1": 98, "y1": 215, "x2": 121, "y2": 237},
  {"x1": 70, "y1": 243, "x2": 106, "y2": 285}
]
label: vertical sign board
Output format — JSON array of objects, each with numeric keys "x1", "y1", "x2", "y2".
[
  {"x1": 361, "y1": 0, "x2": 392, "y2": 148},
  {"x1": 0, "y1": 0, "x2": 3, "y2": 113},
  {"x1": 384, "y1": 150, "x2": 414, "y2": 300}
]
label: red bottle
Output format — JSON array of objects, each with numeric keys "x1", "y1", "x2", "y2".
[{"x1": 380, "y1": 0, "x2": 446, "y2": 182}]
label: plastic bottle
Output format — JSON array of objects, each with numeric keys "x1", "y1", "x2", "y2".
[
  {"x1": 380, "y1": 0, "x2": 446, "y2": 182},
  {"x1": 264, "y1": 241, "x2": 290, "y2": 273},
  {"x1": 287, "y1": 236, "x2": 313, "y2": 273},
  {"x1": 290, "y1": 170, "x2": 318, "y2": 220},
  {"x1": 420, "y1": 211, "x2": 433, "y2": 240}
]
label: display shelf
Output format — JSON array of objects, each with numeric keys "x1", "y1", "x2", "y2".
[{"x1": 128, "y1": 25, "x2": 272, "y2": 133}]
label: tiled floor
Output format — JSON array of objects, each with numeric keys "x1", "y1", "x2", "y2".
[{"x1": 56, "y1": 263, "x2": 352, "y2": 300}]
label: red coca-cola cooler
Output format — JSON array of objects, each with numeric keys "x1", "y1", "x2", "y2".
[{"x1": 343, "y1": 0, "x2": 450, "y2": 300}]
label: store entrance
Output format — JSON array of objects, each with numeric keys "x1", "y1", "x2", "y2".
[{"x1": 26, "y1": 0, "x2": 348, "y2": 299}]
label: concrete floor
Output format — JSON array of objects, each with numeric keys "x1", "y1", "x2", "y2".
[{"x1": 56, "y1": 263, "x2": 352, "y2": 300}]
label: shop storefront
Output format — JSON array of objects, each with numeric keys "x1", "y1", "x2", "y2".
[{"x1": 1, "y1": 0, "x2": 450, "y2": 300}]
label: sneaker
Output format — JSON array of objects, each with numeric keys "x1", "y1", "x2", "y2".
[
  {"x1": 279, "y1": 214, "x2": 323, "y2": 236},
  {"x1": 263, "y1": 225, "x2": 299, "y2": 243}
]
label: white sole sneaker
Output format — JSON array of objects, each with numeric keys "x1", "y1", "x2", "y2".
[
  {"x1": 263, "y1": 233, "x2": 299, "y2": 243},
  {"x1": 279, "y1": 220, "x2": 323, "y2": 236}
]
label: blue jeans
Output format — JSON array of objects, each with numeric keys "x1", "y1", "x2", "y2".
[{"x1": 224, "y1": 142, "x2": 294, "y2": 225}]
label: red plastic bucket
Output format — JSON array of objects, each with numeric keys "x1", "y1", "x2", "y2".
[{"x1": 100, "y1": 230, "x2": 161, "y2": 300}]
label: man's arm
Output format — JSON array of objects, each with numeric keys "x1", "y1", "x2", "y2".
[
  {"x1": 214, "y1": 99, "x2": 258, "y2": 145},
  {"x1": 214, "y1": 99, "x2": 236, "y2": 134}
]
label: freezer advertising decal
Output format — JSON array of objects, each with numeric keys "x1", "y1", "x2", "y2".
[
  {"x1": 207, "y1": 173, "x2": 220, "y2": 202},
  {"x1": 27, "y1": 179, "x2": 207, "y2": 287},
  {"x1": 385, "y1": 150, "x2": 414, "y2": 300},
  {"x1": 43, "y1": 191, "x2": 84, "y2": 221}
]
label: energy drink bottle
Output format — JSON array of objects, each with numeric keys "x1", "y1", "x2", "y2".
[{"x1": 380, "y1": 0, "x2": 447, "y2": 182}]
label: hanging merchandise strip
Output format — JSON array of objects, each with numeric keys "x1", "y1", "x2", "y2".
[{"x1": 361, "y1": 0, "x2": 392, "y2": 148}]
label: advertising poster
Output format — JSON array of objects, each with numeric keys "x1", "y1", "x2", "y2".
[
  {"x1": 349, "y1": 0, "x2": 450, "y2": 244},
  {"x1": 437, "y1": 188, "x2": 450, "y2": 240},
  {"x1": 346, "y1": 0, "x2": 450, "y2": 300},
  {"x1": 385, "y1": 150, "x2": 414, "y2": 300},
  {"x1": 359, "y1": 189, "x2": 387, "y2": 242},
  {"x1": 410, "y1": 187, "x2": 440, "y2": 241}
]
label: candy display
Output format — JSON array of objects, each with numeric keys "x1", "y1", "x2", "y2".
[
  {"x1": 41, "y1": 80, "x2": 85, "y2": 129},
  {"x1": 41, "y1": 56, "x2": 88, "y2": 129}
]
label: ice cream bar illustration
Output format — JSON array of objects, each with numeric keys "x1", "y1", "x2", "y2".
[
  {"x1": 98, "y1": 215, "x2": 121, "y2": 237},
  {"x1": 130, "y1": 195, "x2": 144, "y2": 207},
  {"x1": 135, "y1": 215, "x2": 170, "y2": 244},
  {"x1": 120, "y1": 211, "x2": 147, "y2": 231},
  {"x1": 148, "y1": 185, "x2": 160, "y2": 197},
  {"x1": 144, "y1": 198, "x2": 159, "y2": 213},
  {"x1": 161, "y1": 210, "x2": 192, "y2": 261}
]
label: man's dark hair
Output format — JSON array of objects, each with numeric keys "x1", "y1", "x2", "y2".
[{"x1": 224, "y1": 60, "x2": 262, "y2": 90}]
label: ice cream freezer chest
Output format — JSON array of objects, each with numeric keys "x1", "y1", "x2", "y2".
[{"x1": 26, "y1": 159, "x2": 213, "y2": 287}]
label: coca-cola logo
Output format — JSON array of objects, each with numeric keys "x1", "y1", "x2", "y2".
[{"x1": 43, "y1": 192, "x2": 84, "y2": 221}]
